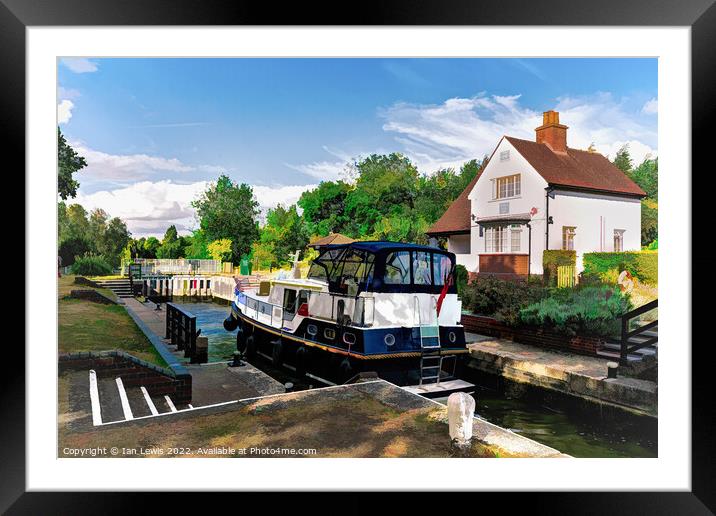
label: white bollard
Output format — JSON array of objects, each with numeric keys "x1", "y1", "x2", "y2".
[{"x1": 447, "y1": 392, "x2": 475, "y2": 449}]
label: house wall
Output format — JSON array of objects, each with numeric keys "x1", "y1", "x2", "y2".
[
  {"x1": 468, "y1": 138, "x2": 549, "y2": 274},
  {"x1": 549, "y1": 189, "x2": 642, "y2": 272}
]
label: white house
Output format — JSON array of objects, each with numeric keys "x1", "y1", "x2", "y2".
[{"x1": 427, "y1": 110, "x2": 645, "y2": 277}]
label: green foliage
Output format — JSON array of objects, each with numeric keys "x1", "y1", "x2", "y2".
[
  {"x1": 184, "y1": 230, "x2": 210, "y2": 259},
  {"x1": 454, "y1": 264, "x2": 468, "y2": 298},
  {"x1": 612, "y1": 143, "x2": 633, "y2": 174},
  {"x1": 298, "y1": 181, "x2": 352, "y2": 237},
  {"x1": 207, "y1": 238, "x2": 233, "y2": 262},
  {"x1": 156, "y1": 225, "x2": 182, "y2": 259},
  {"x1": 646, "y1": 238, "x2": 658, "y2": 250},
  {"x1": 58, "y1": 237, "x2": 92, "y2": 267},
  {"x1": 519, "y1": 286, "x2": 632, "y2": 338},
  {"x1": 97, "y1": 217, "x2": 131, "y2": 267},
  {"x1": 260, "y1": 204, "x2": 309, "y2": 266},
  {"x1": 70, "y1": 255, "x2": 113, "y2": 276},
  {"x1": 542, "y1": 250, "x2": 576, "y2": 286},
  {"x1": 641, "y1": 198, "x2": 658, "y2": 246},
  {"x1": 461, "y1": 276, "x2": 547, "y2": 326},
  {"x1": 58, "y1": 128, "x2": 87, "y2": 200},
  {"x1": 583, "y1": 251, "x2": 658, "y2": 285},
  {"x1": 628, "y1": 157, "x2": 658, "y2": 199}
]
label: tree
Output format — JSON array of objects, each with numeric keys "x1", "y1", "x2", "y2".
[
  {"x1": 641, "y1": 198, "x2": 658, "y2": 247},
  {"x1": 156, "y1": 225, "x2": 182, "y2": 259},
  {"x1": 58, "y1": 128, "x2": 87, "y2": 200},
  {"x1": 298, "y1": 180, "x2": 352, "y2": 237},
  {"x1": 142, "y1": 237, "x2": 160, "y2": 258},
  {"x1": 58, "y1": 236, "x2": 92, "y2": 267},
  {"x1": 192, "y1": 175, "x2": 260, "y2": 263},
  {"x1": 629, "y1": 157, "x2": 658, "y2": 199},
  {"x1": 88, "y1": 208, "x2": 109, "y2": 244},
  {"x1": 98, "y1": 217, "x2": 131, "y2": 267},
  {"x1": 184, "y1": 229, "x2": 210, "y2": 259},
  {"x1": 60, "y1": 204, "x2": 91, "y2": 243},
  {"x1": 259, "y1": 204, "x2": 309, "y2": 266},
  {"x1": 612, "y1": 144, "x2": 633, "y2": 174},
  {"x1": 207, "y1": 238, "x2": 233, "y2": 262}
]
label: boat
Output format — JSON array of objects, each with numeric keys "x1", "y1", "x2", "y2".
[{"x1": 222, "y1": 241, "x2": 471, "y2": 389}]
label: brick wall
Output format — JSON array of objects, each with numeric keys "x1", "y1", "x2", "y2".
[
  {"x1": 59, "y1": 351, "x2": 192, "y2": 404},
  {"x1": 69, "y1": 289, "x2": 117, "y2": 305},
  {"x1": 479, "y1": 254, "x2": 529, "y2": 276},
  {"x1": 461, "y1": 314, "x2": 603, "y2": 356}
]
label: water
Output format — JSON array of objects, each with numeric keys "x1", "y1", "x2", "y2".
[{"x1": 179, "y1": 301, "x2": 658, "y2": 458}]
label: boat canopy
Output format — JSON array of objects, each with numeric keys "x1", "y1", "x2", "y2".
[{"x1": 307, "y1": 241, "x2": 457, "y2": 295}]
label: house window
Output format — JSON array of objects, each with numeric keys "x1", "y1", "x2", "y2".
[
  {"x1": 614, "y1": 230, "x2": 625, "y2": 252},
  {"x1": 495, "y1": 174, "x2": 521, "y2": 199},
  {"x1": 485, "y1": 225, "x2": 507, "y2": 253},
  {"x1": 510, "y1": 226, "x2": 522, "y2": 252},
  {"x1": 500, "y1": 150, "x2": 510, "y2": 161},
  {"x1": 562, "y1": 226, "x2": 576, "y2": 250}
]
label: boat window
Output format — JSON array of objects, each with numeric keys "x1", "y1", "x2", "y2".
[
  {"x1": 283, "y1": 289, "x2": 298, "y2": 314},
  {"x1": 412, "y1": 251, "x2": 432, "y2": 285},
  {"x1": 433, "y1": 253, "x2": 453, "y2": 285},
  {"x1": 384, "y1": 251, "x2": 411, "y2": 285},
  {"x1": 307, "y1": 248, "x2": 345, "y2": 281}
]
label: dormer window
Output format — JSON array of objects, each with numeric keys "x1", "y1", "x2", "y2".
[{"x1": 494, "y1": 174, "x2": 521, "y2": 199}]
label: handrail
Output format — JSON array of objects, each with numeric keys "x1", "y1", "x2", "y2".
[
  {"x1": 620, "y1": 299, "x2": 658, "y2": 365},
  {"x1": 165, "y1": 303, "x2": 198, "y2": 361}
]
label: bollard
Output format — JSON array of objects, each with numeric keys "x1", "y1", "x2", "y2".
[
  {"x1": 447, "y1": 392, "x2": 475, "y2": 452},
  {"x1": 607, "y1": 361, "x2": 619, "y2": 379},
  {"x1": 229, "y1": 351, "x2": 244, "y2": 368},
  {"x1": 192, "y1": 335, "x2": 208, "y2": 364},
  {"x1": 284, "y1": 382, "x2": 294, "y2": 393}
]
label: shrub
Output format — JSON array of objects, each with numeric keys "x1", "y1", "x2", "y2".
[
  {"x1": 454, "y1": 264, "x2": 468, "y2": 298},
  {"x1": 542, "y1": 250, "x2": 576, "y2": 286},
  {"x1": 519, "y1": 285, "x2": 632, "y2": 338},
  {"x1": 70, "y1": 255, "x2": 113, "y2": 276},
  {"x1": 462, "y1": 275, "x2": 547, "y2": 326},
  {"x1": 58, "y1": 237, "x2": 92, "y2": 267},
  {"x1": 583, "y1": 251, "x2": 658, "y2": 285}
]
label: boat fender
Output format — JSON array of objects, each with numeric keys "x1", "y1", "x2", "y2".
[
  {"x1": 339, "y1": 357, "x2": 353, "y2": 383},
  {"x1": 294, "y1": 346, "x2": 307, "y2": 377},
  {"x1": 271, "y1": 339, "x2": 284, "y2": 366},
  {"x1": 245, "y1": 335, "x2": 257, "y2": 359},
  {"x1": 236, "y1": 328, "x2": 247, "y2": 353},
  {"x1": 223, "y1": 314, "x2": 239, "y2": 332}
]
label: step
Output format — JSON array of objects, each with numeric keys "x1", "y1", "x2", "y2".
[
  {"x1": 96, "y1": 377, "x2": 128, "y2": 423},
  {"x1": 595, "y1": 349, "x2": 644, "y2": 362}
]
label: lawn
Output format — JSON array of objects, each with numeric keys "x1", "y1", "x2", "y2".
[{"x1": 58, "y1": 275, "x2": 167, "y2": 367}]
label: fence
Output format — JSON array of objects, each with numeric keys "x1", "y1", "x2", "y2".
[
  {"x1": 165, "y1": 303, "x2": 201, "y2": 362},
  {"x1": 557, "y1": 265, "x2": 576, "y2": 288},
  {"x1": 122, "y1": 259, "x2": 222, "y2": 276}
]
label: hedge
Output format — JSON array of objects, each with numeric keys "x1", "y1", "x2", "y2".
[
  {"x1": 582, "y1": 251, "x2": 658, "y2": 285},
  {"x1": 542, "y1": 250, "x2": 576, "y2": 285}
]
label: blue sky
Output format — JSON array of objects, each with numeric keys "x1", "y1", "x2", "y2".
[{"x1": 58, "y1": 58, "x2": 657, "y2": 237}]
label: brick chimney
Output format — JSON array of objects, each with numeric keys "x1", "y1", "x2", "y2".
[{"x1": 535, "y1": 110, "x2": 568, "y2": 153}]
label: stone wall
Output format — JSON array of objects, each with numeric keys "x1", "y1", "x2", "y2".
[
  {"x1": 461, "y1": 314, "x2": 604, "y2": 355},
  {"x1": 69, "y1": 289, "x2": 117, "y2": 305},
  {"x1": 59, "y1": 350, "x2": 192, "y2": 404}
]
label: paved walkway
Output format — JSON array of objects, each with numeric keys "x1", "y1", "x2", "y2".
[
  {"x1": 123, "y1": 298, "x2": 284, "y2": 405},
  {"x1": 466, "y1": 333, "x2": 657, "y2": 417}
]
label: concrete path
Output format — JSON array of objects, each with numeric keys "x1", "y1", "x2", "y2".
[
  {"x1": 123, "y1": 298, "x2": 284, "y2": 405},
  {"x1": 466, "y1": 333, "x2": 657, "y2": 417}
]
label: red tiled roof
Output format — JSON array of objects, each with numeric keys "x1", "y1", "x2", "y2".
[
  {"x1": 426, "y1": 172, "x2": 480, "y2": 236},
  {"x1": 427, "y1": 137, "x2": 645, "y2": 236},
  {"x1": 505, "y1": 136, "x2": 646, "y2": 197}
]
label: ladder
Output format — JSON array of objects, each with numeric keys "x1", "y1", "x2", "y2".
[{"x1": 414, "y1": 296, "x2": 442, "y2": 385}]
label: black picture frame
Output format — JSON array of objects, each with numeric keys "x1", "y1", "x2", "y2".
[{"x1": 4, "y1": 0, "x2": 714, "y2": 513}]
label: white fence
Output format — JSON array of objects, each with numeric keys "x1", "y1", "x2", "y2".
[{"x1": 122, "y1": 259, "x2": 222, "y2": 276}]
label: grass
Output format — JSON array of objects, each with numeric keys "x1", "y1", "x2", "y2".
[
  {"x1": 58, "y1": 385, "x2": 501, "y2": 458},
  {"x1": 58, "y1": 275, "x2": 167, "y2": 367}
]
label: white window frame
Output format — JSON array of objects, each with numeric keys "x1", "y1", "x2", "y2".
[
  {"x1": 614, "y1": 229, "x2": 625, "y2": 252},
  {"x1": 494, "y1": 174, "x2": 521, "y2": 200},
  {"x1": 510, "y1": 225, "x2": 522, "y2": 252},
  {"x1": 562, "y1": 226, "x2": 576, "y2": 251}
]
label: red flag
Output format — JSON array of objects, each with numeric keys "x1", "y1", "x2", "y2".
[{"x1": 436, "y1": 266, "x2": 454, "y2": 316}]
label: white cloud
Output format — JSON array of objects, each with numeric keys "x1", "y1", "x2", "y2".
[
  {"x1": 61, "y1": 58, "x2": 99, "y2": 73},
  {"x1": 380, "y1": 92, "x2": 658, "y2": 170},
  {"x1": 73, "y1": 180, "x2": 317, "y2": 238},
  {"x1": 57, "y1": 86, "x2": 81, "y2": 100},
  {"x1": 70, "y1": 142, "x2": 222, "y2": 182},
  {"x1": 642, "y1": 97, "x2": 658, "y2": 115},
  {"x1": 57, "y1": 100, "x2": 74, "y2": 125},
  {"x1": 285, "y1": 160, "x2": 348, "y2": 181}
]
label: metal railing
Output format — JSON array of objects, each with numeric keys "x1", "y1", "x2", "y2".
[
  {"x1": 620, "y1": 299, "x2": 658, "y2": 365},
  {"x1": 122, "y1": 259, "x2": 222, "y2": 276},
  {"x1": 166, "y1": 303, "x2": 198, "y2": 359}
]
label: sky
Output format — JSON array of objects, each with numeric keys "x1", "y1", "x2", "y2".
[{"x1": 57, "y1": 58, "x2": 658, "y2": 238}]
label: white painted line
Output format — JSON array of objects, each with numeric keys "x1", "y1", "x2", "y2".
[
  {"x1": 140, "y1": 386, "x2": 159, "y2": 416},
  {"x1": 115, "y1": 377, "x2": 134, "y2": 420},
  {"x1": 99, "y1": 380, "x2": 386, "y2": 426},
  {"x1": 164, "y1": 395, "x2": 178, "y2": 413},
  {"x1": 188, "y1": 404, "x2": 194, "y2": 409},
  {"x1": 88, "y1": 370, "x2": 103, "y2": 426}
]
